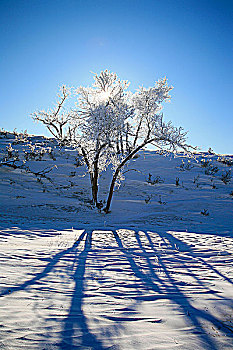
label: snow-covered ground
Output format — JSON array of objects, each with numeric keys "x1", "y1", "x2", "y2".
[{"x1": 0, "y1": 132, "x2": 233, "y2": 349}]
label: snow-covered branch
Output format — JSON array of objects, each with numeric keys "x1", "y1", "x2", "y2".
[{"x1": 32, "y1": 85, "x2": 75, "y2": 145}]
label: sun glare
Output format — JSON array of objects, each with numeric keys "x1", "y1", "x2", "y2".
[{"x1": 100, "y1": 90, "x2": 111, "y2": 101}]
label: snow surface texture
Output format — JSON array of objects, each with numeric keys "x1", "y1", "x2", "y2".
[{"x1": 0, "y1": 133, "x2": 233, "y2": 349}]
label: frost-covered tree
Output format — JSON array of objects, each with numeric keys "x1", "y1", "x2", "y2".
[
  {"x1": 32, "y1": 70, "x2": 192, "y2": 213},
  {"x1": 32, "y1": 85, "x2": 75, "y2": 145}
]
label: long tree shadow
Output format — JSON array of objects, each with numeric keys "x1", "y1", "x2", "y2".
[
  {"x1": 156, "y1": 230, "x2": 233, "y2": 286},
  {"x1": 144, "y1": 231, "x2": 230, "y2": 297},
  {"x1": 143, "y1": 231, "x2": 233, "y2": 332},
  {"x1": 1, "y1": 229, "x2": 106, "y2": 349},
  {"x1": 1, "y1": 229, "x2": 233, "y2": 349},
  {"x1": 113, "y1": 230, "x2": 233, "y2": 350},
  {"x1": 59, "y1": 231, "x2": 105, "y2": 350},
  {"x1": 0, "y1": 230, "x2": 86, "y2": 297}
]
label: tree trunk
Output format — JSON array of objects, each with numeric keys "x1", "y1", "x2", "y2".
[
  {"x1": 120, "y1": 133, "x2": 124, "y2": 154},
  {"x1": 91, "y1": 174, "x2": 98, "y2": 206},
  {"x1": 103, "y1": 171, "x2": 119, "y2": 213},
  {"x1": 126, "y1": 123, "x2": 130, "y2": 153},
  {"x1": 116, "y1": 138, "x2": 120, "y2": 154},
  {"x1": 133, "y1": 119, "x2": 142, "y2": 148},
  {"x1": 104, "y1": 139, "x2": 153, "y2": 213}
]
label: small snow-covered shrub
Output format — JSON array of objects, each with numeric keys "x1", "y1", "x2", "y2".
[
  {"x1": 200, "y1": 159, "x2": 211, "y2": 168},
  {"x1": 0, "y1": 136, "x2": 58, "y2": 188},
  {"x1": 201, "y1": 209, "x2": 209, "y2": 216},
  {"x1": 204, "y1": 165, "x2": 219, "y2": 176},
  {"x1": 221, "y1": 170, "x2": 231, "y2": 184},
  {"x1": 145, "y1": 194, "x2": 152, "y2": 204},
  {"x1": 200, "y1": 158, "x2": 219, "y2": 176},
  {"x1": 6, "y1": 143, "x2": 14, "y2": 159},
  {"x1": 24, "y1": 143, "x2": 55, "y2": 161},
  {"x1": 158, "y1": 195, "x2": 166, "y2": 205},
  {"x1": 47, "y1": 147, "x2": 56, "y2": 160},
  {"x1": 178, "y1": 159, "x2": 194, "y2": 171},
  {"x1": 208, "y1": 147, "x2": 214, "y2": 154},
  {"x1": 0, "y1": 128, "x2": 8, "y2": 138},
  {"x1": 217, "y1": 156, "x2": 233, "y2": 167},
  {"x1": 193, "y1": 175, "x2": 200, "y2": 187},
  {"x1": 210, "y1": 178, "x2": 217, "y2": 189},
  {"x1": 4, "y1": 144, "x2": 19, "y2": 164},
  {"x1": 12, "y1": 130, "x2": 29, "y2": 144},
  {"x1": 147, "y1": 174, "x2": 164, "y2": 185}
]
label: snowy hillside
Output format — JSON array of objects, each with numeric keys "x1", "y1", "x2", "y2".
[
  {"x1": 0, "y1": 131, "x2": 233, "y2": 350},
  {"x1": 0, "y1": 131, "x2": 232, "y2": 234}
]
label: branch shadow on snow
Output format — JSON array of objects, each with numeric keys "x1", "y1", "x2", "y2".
[
  {"x1": 59, "y1": 231, "x2": 105, "y2": 350},
  {"x1": 1, "y1": 228, "x2": 233, "y2": 350},
  {"x1": 0, "y1": 231, "x2": 86, "y2": 297},
  {"x1": 111, "y1": 230, "x2": 233, "y2": 350},
  {"x1": 157, "y1": 230, "x2": 233, "y2": 286},
  {"x1": 0, "y1": 229, "x2": 106, "y2": 349}
]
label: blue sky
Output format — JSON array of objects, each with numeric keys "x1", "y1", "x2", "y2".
[{"x1": 0, "y1": 0, "x2": 232, "y2": 154}]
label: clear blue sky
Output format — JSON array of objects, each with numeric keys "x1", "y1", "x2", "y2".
[{"x1": 0, "y1": 0, "x2": 232, "y2": 154}]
